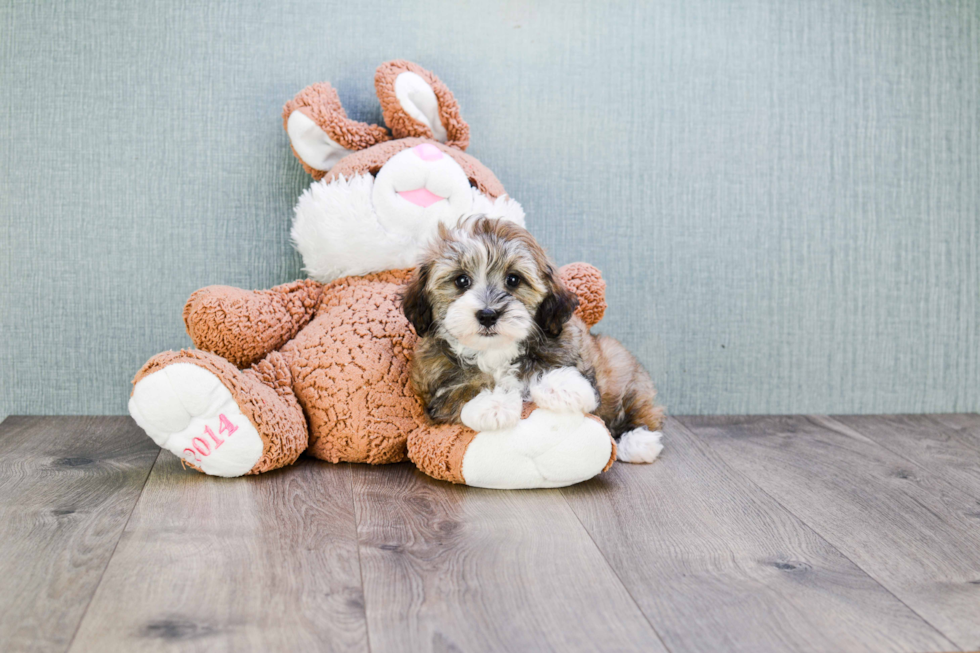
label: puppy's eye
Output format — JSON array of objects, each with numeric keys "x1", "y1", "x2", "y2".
[
  {"x1": 505, "y1": 273, "x2": 521, "y2": 289},
  {"x1": 454, "y1": 274, "x2": 471, "y2": 290}
]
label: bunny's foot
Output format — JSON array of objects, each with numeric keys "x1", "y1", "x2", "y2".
[
  {"x1": 129, "y1": 350, "x2": 307, "y2": 477},
  {"x1": 408, "y1": 403, "x2": 615, "y2": 489}
]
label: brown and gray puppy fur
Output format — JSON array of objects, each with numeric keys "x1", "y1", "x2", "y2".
[{"x1": 401, "y1": 216, "x2": 665, "y2": 463}]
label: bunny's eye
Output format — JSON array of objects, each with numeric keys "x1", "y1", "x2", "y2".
[{"x1": 454, "y1": 274, "x2": 471, "y2": 290}]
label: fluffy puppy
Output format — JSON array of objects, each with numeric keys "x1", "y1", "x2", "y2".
[{"x1": 401, "y1": 216, "x2": 665, "y2": 463}]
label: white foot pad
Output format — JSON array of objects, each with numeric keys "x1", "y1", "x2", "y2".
[
  {"x1": 530, "y1": 368, "x2": 599, "y2": 414},
  {"x1": 461, "y1": 410, "x2": 612, "y2": 489},
  {"x1": 460, "y1": 387, "x2": 522, "y2": 432},
  {"x1": 616, "y1": 428, "x2": 664, "y2": 464},
  {"x1": 128, "y1": 363, "x2": 263, "y2": 477}
]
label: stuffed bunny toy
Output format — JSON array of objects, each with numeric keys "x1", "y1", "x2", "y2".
[{"x1": 128, "y1": 60, "x2": 615, "y2": 489}]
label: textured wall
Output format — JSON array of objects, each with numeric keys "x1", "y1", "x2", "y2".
[{"x1": 1, "y1": 0, "x2": 977, "y2": 418}]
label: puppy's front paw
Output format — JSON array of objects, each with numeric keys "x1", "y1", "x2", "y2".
[
  {"x1": 616, "y1": 428, "x2": 664, "y2": 464},
  {"x1": 530, "y1": 368, "x2": 599, "y2": 414},
  {"x1": 460, "y1": 389, "x2": 522, "y2": 432}
]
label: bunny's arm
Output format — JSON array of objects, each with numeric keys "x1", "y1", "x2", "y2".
[
  {"x1": 183, "y1": 279, "x2": 323, "y2": 368},
  {"x1": 559, "y1": 263, "x2": 607, "y2": 329}
]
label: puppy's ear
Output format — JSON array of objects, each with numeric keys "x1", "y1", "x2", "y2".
[
  {"x1": 401, "y1": 263, "x2": 434, "y2": 337},
  {"x1": 535, "y1": 268, "x2": 580, "y2": 338}
]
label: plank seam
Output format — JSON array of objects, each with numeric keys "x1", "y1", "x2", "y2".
[
  {"x1": 349, "y1": 462, "x2": 374, "y2": 653},
  {"x1": 820, "y1": 415, "x2": 955, "y2": 477},
  {"x1": 826, "y1": 414, "x2": 980, "y2": 504},
  {"x1": 818, "y1": 414, "x2": 980, "y2": 547},
  {"x1": 674, "y1": 417, "x2": 963, "y2": 652},
  {"x1": 63, "y1": 447, "x2": 161, "y2": 653},
  {"x1": 559, "y1": 489, "x2": 675, "y2": 653}
]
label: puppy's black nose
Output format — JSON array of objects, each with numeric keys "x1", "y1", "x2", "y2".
[{"x1": 476, "y1": 308, "x2": 499, "y2": 327}]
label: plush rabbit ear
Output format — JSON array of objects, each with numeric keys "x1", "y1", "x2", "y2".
[
  {"x1": 375, "y1": 60, "x2": 470, "y2": 150},
  {"x1": 282, "y1": 82, "x2": 391, "y2": 179}
]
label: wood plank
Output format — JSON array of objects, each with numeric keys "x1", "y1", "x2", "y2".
[
  {"x1": 68, "y1": 455, "x2": 368, "y2": 653},
  {"x1": 561, "y1": 418, "x2": 954, "y2": 653},
  {"x1": 833, "y1": 414, "x2": 980, "y2": 502},
  {"x1": 681, "y1": 414, "x2": 980, "y2": 651},
  {"x1": 0, "y1": 416, "x2": 159, "y2": 653},
  {"x1": 351, "y1": 462, "x2": 666, "y2": 653},
  {"x1": 929, "y1": 414, "x2": 980, "y2": 450}
]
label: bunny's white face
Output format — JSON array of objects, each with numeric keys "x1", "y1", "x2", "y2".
[
  {"x1": 373, "y1": 144, "x2": 477, "y2": 239},
  {"x1": 290, "y1": 149, "x2": 525, "y2": 283}
]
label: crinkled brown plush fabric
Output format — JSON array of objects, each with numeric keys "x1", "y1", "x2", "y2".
[
  {"x1": 184, "y1": 279, "x2": 323, "y2": 369},
  {"x1": 281, "y1": 82, "x2": 391, "y2": 180},
  {"x1": 559, "y1": 263, "x2": 607, "y2": 329},
  {"x1": 132, "y1": 349, "x2": 308, "y2": 475},
  {"x1": 405, "y1": 422, "x2": 475, "y2": 484},
  {"x1": 324, "y1": 138, "x2": 506, "y2": 200},
  {"x1": 520, "y1": 402, "x2": 538, "y2": 420},
  {"x1": 280, "y1": 269, "x2": 431, "y2": 465},
  {"x1": 375, "y1": 60, "x2": 470, "y2": 150}
]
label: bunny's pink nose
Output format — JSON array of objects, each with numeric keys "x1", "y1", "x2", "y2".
[{"x1": 413, "y1": 143, "x2": 444, "y2": 161}]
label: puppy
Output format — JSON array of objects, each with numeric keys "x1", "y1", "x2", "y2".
[{"x1": 401, "y1": 216, "x2": 665, "y2": 463}]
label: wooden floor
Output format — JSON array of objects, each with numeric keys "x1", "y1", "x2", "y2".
[{"x1": 1, "y1": 415, "x2": 978, "y2": 653}]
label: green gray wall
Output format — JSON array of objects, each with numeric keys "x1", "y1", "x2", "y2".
[{"x1": 1, "y1": 0, "x2": 977, "y2": 418}]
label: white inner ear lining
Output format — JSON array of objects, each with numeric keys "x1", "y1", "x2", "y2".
[
  {"x1": 394, "y1": 71, "x2": 449, "y2": 143},
  {"x1": 286, "y1": 111, "x2": 353, "y2": 171}
]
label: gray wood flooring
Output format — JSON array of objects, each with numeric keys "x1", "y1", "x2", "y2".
[{"x1": 1, "y1": 414, "x2": 977, "y2": 653}]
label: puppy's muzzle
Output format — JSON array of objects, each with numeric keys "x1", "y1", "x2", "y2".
[{"x1": 476, "y1": 308, "x2": 500, "y2": 328}]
